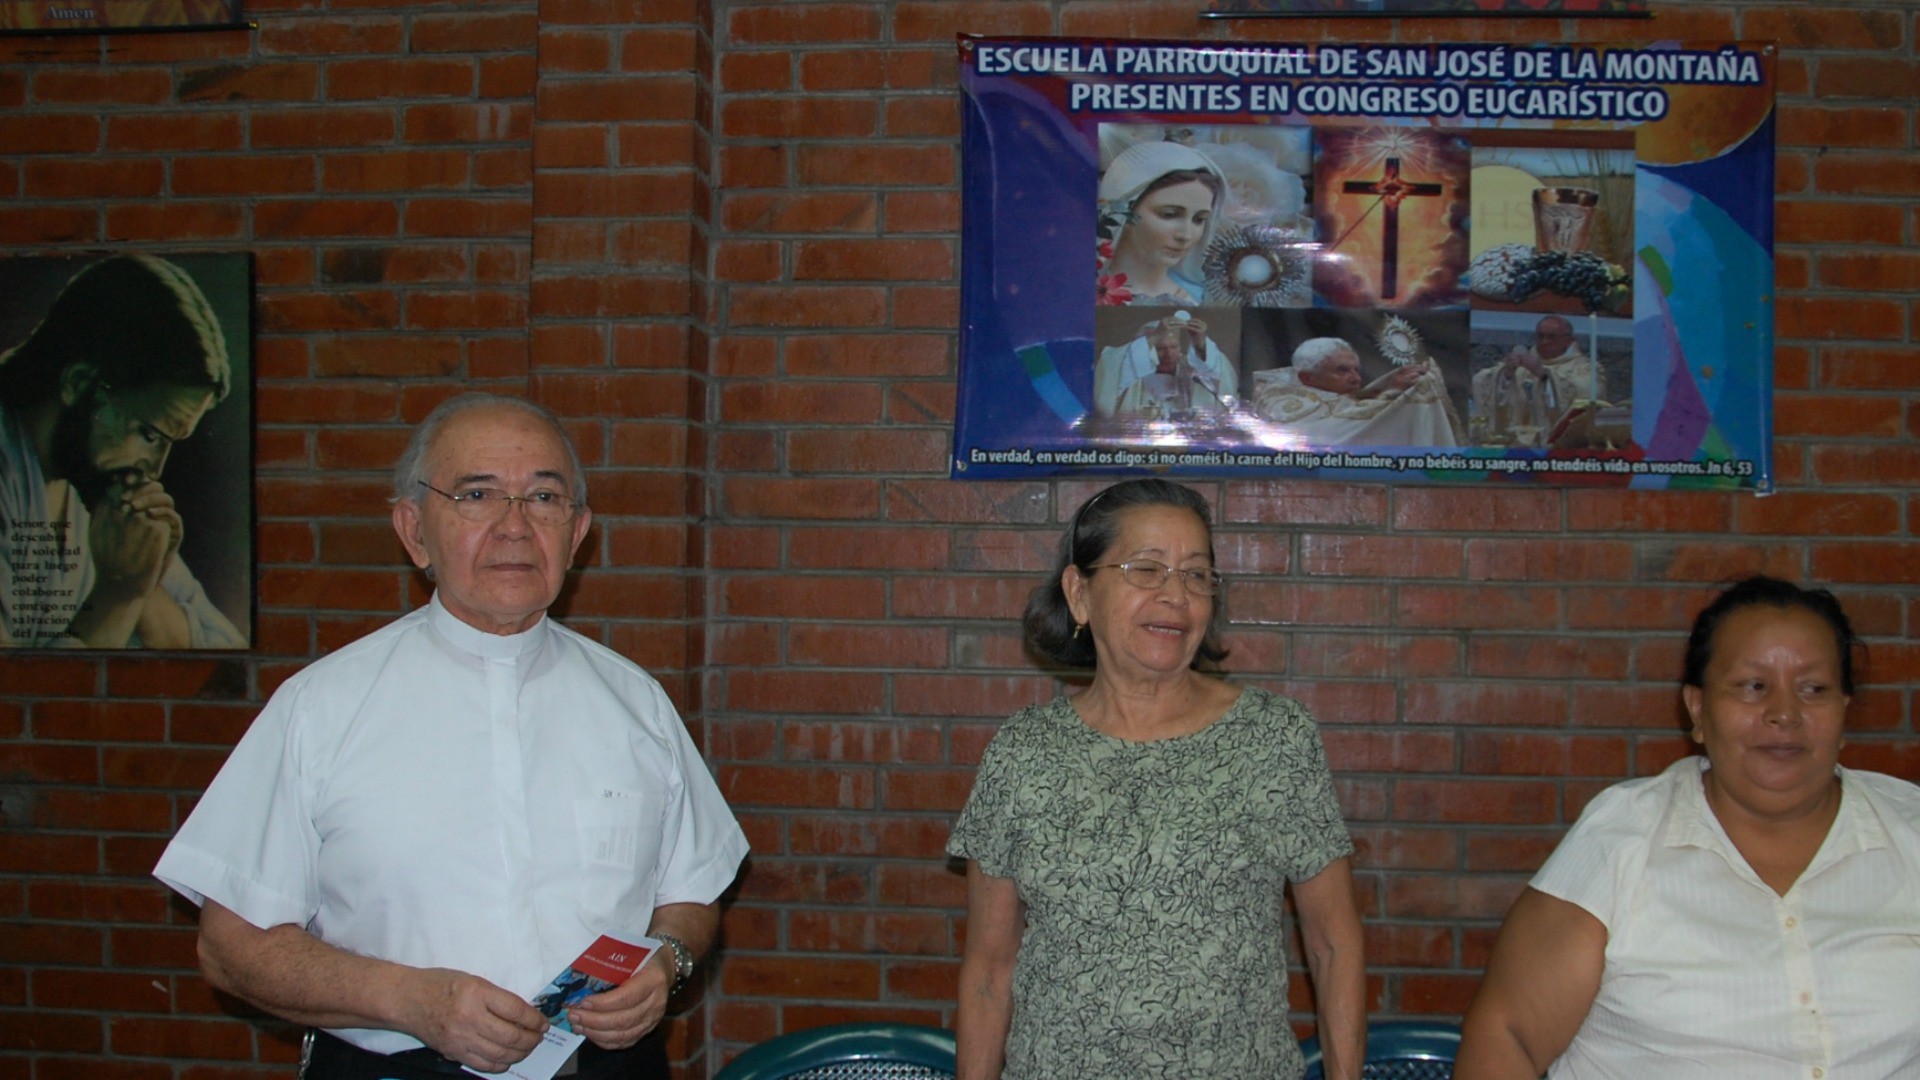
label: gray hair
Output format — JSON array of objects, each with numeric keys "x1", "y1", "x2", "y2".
[
  {"x1": 1290, "y1": 337, "x2": 1356, "y2": 376},
  {"x1": 390, "y1": 393, "x2": 587, "y2": 505}
]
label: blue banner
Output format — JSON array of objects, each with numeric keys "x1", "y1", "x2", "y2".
[{"x1": 953, "y1": 38, "x2": 1775, "y2": 489}]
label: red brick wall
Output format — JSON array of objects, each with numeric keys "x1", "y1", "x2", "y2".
[{"x1": 1, "y1": 1, "x2": 1915, "y2": 1076}]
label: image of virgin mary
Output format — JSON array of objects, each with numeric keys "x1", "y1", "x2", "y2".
[{"x1": 1096, "y1": 141, "x2": 1226, "y2": 307}]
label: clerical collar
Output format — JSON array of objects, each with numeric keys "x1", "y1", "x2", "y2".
[{"x1": 426, "y1": 592, "x2": 550, "y2": 661}]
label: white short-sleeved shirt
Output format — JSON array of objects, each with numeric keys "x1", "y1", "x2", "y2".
[
  {"x1": 154, "y1": 594, "x2": 749, "y2": 1053},
  {"x1": 1534, "y1": 756, "x2": 1920, "y2": 1080}
]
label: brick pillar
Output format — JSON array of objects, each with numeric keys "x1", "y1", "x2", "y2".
[{"x1": 531, "y1": 0, "x2": 716, "y2": 1073}]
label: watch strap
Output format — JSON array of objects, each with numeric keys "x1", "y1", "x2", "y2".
[{"x1": 654, "y1": 932, "x2": 694, "y2": 993}]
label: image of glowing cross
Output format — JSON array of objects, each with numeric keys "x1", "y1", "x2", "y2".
[{"x1": 1341, "y1": 157, "x2": 1444, "y2": 299}]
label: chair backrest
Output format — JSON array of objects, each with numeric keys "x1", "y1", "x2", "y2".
[
  {"x1": 1300, "y1": 1019, "x2": 1461, "y2": 1080},
  {"x1": 714, "y1": 1022, "x2": 957, "y2": 1080}
]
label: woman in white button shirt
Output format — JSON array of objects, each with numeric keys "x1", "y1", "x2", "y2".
[{"x1": 1457, "y1": 576, "x2": 1920, "y2": 1079}]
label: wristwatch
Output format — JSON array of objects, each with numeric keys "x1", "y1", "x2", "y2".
[{"x1": 654, "y1": 932, "x2": 695, "y2": 994}]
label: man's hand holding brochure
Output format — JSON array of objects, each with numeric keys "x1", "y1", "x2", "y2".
[{"x1": 465, "y1": 930, "x2": 663, "y2": 1080}]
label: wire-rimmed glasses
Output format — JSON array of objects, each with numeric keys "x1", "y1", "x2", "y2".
[
  {"x1": 1087, "y1": 559, "x2": 1222, "y2": 597},
  {"x1": 418, "y1": 482, "x2": 580, "y2": 525}
]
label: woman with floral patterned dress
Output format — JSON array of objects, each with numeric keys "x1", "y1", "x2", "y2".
[{"x1": 949, "y1": 479, "x2": 1366, "y2": 1080}]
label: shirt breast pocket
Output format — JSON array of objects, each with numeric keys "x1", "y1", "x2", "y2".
[{"x1": 574, "y1": 789, "x2": 665, "y2": 872}]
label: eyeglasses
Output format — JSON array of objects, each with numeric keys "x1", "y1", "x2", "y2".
[
  {"x1": 1087, "y1": 559, "x2": 1222, "y2": 597},
  {"x1": 418, "y1": 482, "x2": 580, "y2": 525}
]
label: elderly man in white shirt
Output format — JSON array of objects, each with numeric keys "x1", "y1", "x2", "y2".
[{"x1": 154, "y1": 393, "x2": 748, "y2": 1080}]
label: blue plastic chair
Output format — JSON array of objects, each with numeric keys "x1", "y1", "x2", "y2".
[
  {"x1": 1301, "y1": 1019, "x2": 1461, "y2": 1080},
  {"x1": 714, "y1": 1021, "x2": 957, "y2": 1080}
]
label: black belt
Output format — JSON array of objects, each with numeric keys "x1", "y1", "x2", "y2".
[
  {"x1": 304, "y1": 1028, "x2": 667, "y2": 1080},
  {"x1": 304, "y1": 1030, "x2": 476, "y2": 1080}
]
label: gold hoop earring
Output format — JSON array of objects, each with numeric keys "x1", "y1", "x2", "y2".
[{"x1": 1073, "y1": 621, "x2": 1086, "y2": 640}]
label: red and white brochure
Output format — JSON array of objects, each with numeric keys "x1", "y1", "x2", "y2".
[{"x1": 465, "y1": 929, "x2": 662, "y2": 1080}]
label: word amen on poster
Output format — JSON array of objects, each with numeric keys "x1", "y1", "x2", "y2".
[
  {"x1": 953, "y1": 37, "x2": 1775, "y2": 490},
  {"x1": 1203, "y1": 0, "x2": 1651, "y2": 17}
]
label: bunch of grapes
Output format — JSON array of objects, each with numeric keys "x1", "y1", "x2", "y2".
[{"x1": 1509, "y1": 250, "x2": 1630, "y2": 313}]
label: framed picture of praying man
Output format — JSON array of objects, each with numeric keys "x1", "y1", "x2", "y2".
[{"x1": 0, "y1": 252, "x2": 254, "y2": 650}]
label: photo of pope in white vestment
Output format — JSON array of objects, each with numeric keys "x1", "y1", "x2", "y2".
[{"x1": 1252, "y1": 336, "x2": 1461, "y2": 447}]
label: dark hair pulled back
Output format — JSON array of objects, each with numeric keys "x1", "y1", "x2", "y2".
[{"x1": 1682, "y1": 575, "x2": 1860, "y2": 695}]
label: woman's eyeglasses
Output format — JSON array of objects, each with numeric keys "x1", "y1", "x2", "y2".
[{"x1": 1087, "y1": 559, "x2": 1222, "y2": 597}]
